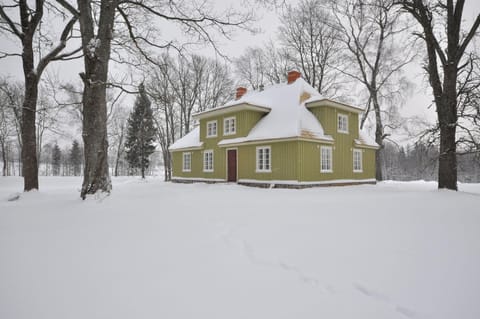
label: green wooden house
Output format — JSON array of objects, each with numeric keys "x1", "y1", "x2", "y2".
[{"x1": 169, "y1": 70, "x2": 379, "y2": 187}]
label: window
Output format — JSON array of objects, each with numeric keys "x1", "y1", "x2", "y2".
[
  {"x1": 206, "y1": 120, "x2": 217, "y2": 137},
  {"x1": 224, "y1": 117, "x2": 236, "y2": 135},
  {"x1": 256, "y1": 146, "x2": 271, "y2": 172},
  {"x1": 338, "y1": 114, "x2": 348, "y2": 133},
  {"x1": 353, "y1": 149, "x2": 363, "y2": 173},
  {"x1": 320, "y1": 146, "x2": 333, "y2": 172},
  {"x1": 203, "y1": 150, "x2": 214, "y2": 172},
  {"x1": 182, "y1": 152, "x2": 191, "y2": 172}
]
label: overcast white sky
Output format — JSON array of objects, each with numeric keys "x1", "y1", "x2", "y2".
[{"x1": 1, "y1": 0, "x2": 479, "y2": 145}]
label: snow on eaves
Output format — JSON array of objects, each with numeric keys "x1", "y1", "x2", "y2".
[
  {"x1": 169, "y1": 127, "x2": 203, "y2": 151},
  {"x1": 355, "y1": 129, "x2": 380, "y2": 149}
]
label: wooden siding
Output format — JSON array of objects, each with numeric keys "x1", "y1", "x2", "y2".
[
  {"x1": 237, "y1": 142, "x2": 298, "y2": 181},
  {"x1": 199, "y1": 110, "x2": 264, "y2": 142},
  {"x1": 298, "y1": 141, "x2": 375, "y2": 181}
]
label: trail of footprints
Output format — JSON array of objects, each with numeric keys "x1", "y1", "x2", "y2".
[{"x1": 214, "y1": 222, "x2": 418, "y2": 318}]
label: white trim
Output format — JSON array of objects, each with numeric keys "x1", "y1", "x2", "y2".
[
  {"x1": 223, "y1": 116, "x2": 236, "y2": 136},
  {"x1": 238, "y1": 178, "x2": 376, "y2": 185},
  {"x1": 353, "y1": 148, "x2": 363, "y2": 173},
  {"x1": 182, "y1": 152, "x2": 192, "y2": 172},
  {"x1": 305, "y1": 98, "x2": 364, "y2": 113},
  {"x1": 218, "y1": 136, "x2": 334, "y2": 147},
  {"x1": 169, "y1": 145, "x2": 203, "y2": 152},
  {"x1": 203, "y1": 149, "x2": 214, "y2": 172},
  {"x1": 206, "y1": 120, "x2": 217, "y2": 138},
  {"x1": 173, "y1": 176, "x2": 226, "y2": 182},
  {"x1": 337, "y1": 113, "x2": 349, "y2": 134},
  {"x1": 193, "y1": 103, "x2": 271, "y2": 119},
  {"x1": 354, "y1": 139, "x2": 380, "y2": 150},
  {"x1": 256, "y1": 146, "x2": 272, "y2": 173},
  {"x1": 225, "y1": 147, "x2": 238, "y2": 182},
  {"x1": 320, "y1": 146, "x2": 333, "y2": 173}
]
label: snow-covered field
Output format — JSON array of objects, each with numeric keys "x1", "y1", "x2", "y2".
[{"x1": 0, "y1": 177, "x2": 479, "y2": 319}]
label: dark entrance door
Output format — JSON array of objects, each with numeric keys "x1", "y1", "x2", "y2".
[{"x1": 227, "y1": 149, "x2": 237, "y2": 182}]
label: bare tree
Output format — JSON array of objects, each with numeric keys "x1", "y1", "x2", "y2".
[
  {"x1": 399, "y1": 0, "x2": 480, "y2": 190},
  {"x1": 0, "y1": 0, "x2": 79, "y2": 191},
  {"x1": 331, "y1": 0, "x2": 415, "y2": 181},
  {"x1": 147, "y1": 53, "x2": 234, "y2": 181},
  {"x1": 0, "y1": 81, "x2": 16, "y2": 175},
  {"x1": 280, "y1": 0, "x2": 343, "y2": 96},
  {"x1": 0, "y1": 78, "x2": 24, "y2": 175},
  {"x1": 52, "y1": 0, "x2": 253, "y2": 198}
]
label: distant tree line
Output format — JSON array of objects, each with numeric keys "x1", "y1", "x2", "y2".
[{"x1": 383, "y1": 142, "x2": 480, "y2": 183}]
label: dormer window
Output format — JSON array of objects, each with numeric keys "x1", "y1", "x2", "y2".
[
  {"x1": 206, "y1": 120, "x2": 217, "y2": 137},
  {"x1": 224, "y1": 117, "x2": 236, "y2": 135},
  {"x1": 337, "y1": 114, "x2": 348, "y2": 134}
]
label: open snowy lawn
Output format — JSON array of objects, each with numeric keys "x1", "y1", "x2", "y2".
[{"x1": 1, "y1": 177, "x2": 479, "y2": 319}]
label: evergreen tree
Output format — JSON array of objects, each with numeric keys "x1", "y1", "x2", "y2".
[
  {"x1": 69, "y1": 140, "x2": 83, "y2": 176},
  {"x1": 125, "y1": 83, "x2": 156, "y2": 178},
  {"x1": 52, "y1": 144, "x2": 62, "y2": 176}
]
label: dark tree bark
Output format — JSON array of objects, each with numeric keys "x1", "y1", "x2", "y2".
[
  {"x1": 400, "y1": 0, "x2": 480, "y2": 190},
  {"x1": 0, "y1": 0, "x2": 78, "y2": 191},
  {"x1": 76, "y1": 0, "x2": 116, "y2": 198}
]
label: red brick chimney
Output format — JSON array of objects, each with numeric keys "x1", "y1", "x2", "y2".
[
  {"x1": 287, "y1": 70, "x2": 301, "y2": 84},
  {"x1": 236, "y1": 86, "x2": 247, "y2": 100}
]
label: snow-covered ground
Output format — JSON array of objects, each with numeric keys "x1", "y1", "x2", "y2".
[{"x1": 1, "y1": 177, "x2": 479, "y2": 319}]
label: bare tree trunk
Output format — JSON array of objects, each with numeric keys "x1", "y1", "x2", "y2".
[
  {"x1": 438, "y1": 67, "x2": 458, "y2": 189},
  {"x1": 114, "y1": 128, "x2": 124, "y2": 177},
  {"x1": 1, "y1": 141, "x2": 6, "y2": 176},
  {"x1": 372, "y1": 93, "x2": 384, "y2": 181},
  {"x1": 77, "y1": 0, "x2": 116, "y2": 199},
  {"x1": 21, "y1": 75, "x2": 39, "y2": 190}
]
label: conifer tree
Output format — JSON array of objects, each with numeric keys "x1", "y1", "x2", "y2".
[
  {"x1": 69, "y1": 140, "x2": 83, "y2": 176},
  {"x1": 125, "y1": 84, "x2": 156, "y2": 178},
  {"x1": 52, "y1": 144, "x2": 62, "y2": 176}
]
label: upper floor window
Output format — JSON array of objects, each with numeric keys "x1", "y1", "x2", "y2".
[
  {"x1": 353, "y1": 149, "x2": 363, "y2": 173},
  {"x1": 338, "y1": 114, "x2": 348, "y2": 133},
  {"x1": 182, "y1": 152, "x2": 191, "y2": 172},
  {"x1": 224, "y1": 117, "x2": 236, "y2": 135},
  {"x1": 320, "y1": 146, "x2": 333, "y2": 173},
  {"x1": 206, "y1": 120, "x2": 217, "y2": 137},
  {"x1": 256, "y1": 146, "x2": 271, "y2": 172},
  {"x1": 203, "y1": 150, "x2": 214, "y2": 172}
]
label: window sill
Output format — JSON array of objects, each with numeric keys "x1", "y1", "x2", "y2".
[
  {"x1": 255, "y1": 170, "x2": 272, "y2": 173},
  {"x1": 320, "y1": 170, "x2": 333, "y2": 173},
  {"x1": 353, "y1": 170, "x2": 363, "y2": 173},
  {"x1": 337, "y1": 130, "x2": 349, "y2": 134}
]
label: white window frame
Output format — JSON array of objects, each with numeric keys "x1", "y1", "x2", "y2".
[
  {"x1": 320, "y1": 146, "x2": 333, "y2": 173},
  {"x1": 206, "y1": 120, "x2": 217, "y2": 138},
  {"x1": 337, "y1": 113, "x2": 349, "y2": 134},
  {"x1": 203, "y1": 150, "x2": 214, "y2": 172},
  {"x1": 223, "y1": 116, "x2": 236, "y2": 136},
  {"x1": 182, "y1": 152, "x2": 191, "y2": 172},
  {"x1": 353, "y1": 148, "x2": 363, "y2": 173},
  {"x1": 256, "y1": 146, "x2": 271, "y2": 173}
]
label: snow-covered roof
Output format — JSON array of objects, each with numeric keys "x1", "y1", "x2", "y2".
[
  {"x1": 304, "y1": 97, "x2": 365, "y2": 113},
  {"x1": 355, "y1": 129, "x2": 379, "y2": 149},
  {"x1": 219, "y1": 78, "x2": 333, "y2": 145},
  {"x1": 169, "y1": 127, "x2": 203, "y2": 151}
]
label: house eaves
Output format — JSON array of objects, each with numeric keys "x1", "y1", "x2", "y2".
[
  {"x1": 305, "y1": 98, "x2": 364, "y2": 114},
  {"x1": 192, "y1": 103, "x2": 271, "y2": 120}
]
